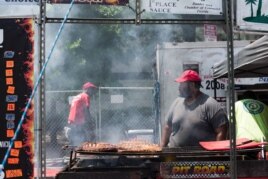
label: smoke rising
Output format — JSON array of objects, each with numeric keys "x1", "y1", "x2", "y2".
[{"x1": 0, "y1": 2, "x2": 188, "y2": 163}]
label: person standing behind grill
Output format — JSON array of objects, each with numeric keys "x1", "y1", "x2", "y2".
[
  {"x1": 161, "y1": 70, "x2": 229, "y2": 147},
  {"x1": 68, "y1": 82, "x2": 97, "y2": 146}
]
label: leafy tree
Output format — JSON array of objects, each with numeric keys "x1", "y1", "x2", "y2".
[{"x1": 45, "y1": 2, "x2": 232, "y2": 90}]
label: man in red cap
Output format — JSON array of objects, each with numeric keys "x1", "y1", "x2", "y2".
[
  {"x1": 161, "y1": 70, "x2": 228, "y2": 147},
  {"x1": 68, "y1": 82, "x2": 97, "y2": 145}
]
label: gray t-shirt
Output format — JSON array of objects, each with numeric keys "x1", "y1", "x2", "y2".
[{"x1": 166, "y1": 92, "x2": 228, "y2": 147}]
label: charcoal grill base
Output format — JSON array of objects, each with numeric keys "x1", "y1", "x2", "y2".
[
  {"x1": 58, "y1": 147, "x2": 267, "y2": 179},
  {"x1": 56, "y1": 168, "x2": 158, "y2": 179}
]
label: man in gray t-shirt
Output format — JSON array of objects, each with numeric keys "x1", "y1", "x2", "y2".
[{"x1": 161, "y1": 70, "x2": 229, "y2": 147}]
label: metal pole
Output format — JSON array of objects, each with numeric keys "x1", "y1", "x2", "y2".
[
  {"x1": 39, "y1": 0, "x2": 47, "y2": 178},
  {"x1": 225, "y1": 0, "x2": 237, "y2": 179},
  {"x1": 98, "y1": 88, "x2": 102, "y2": 141},
  {"x1": 46, "y1": 18, "x2": 225, "y2": 25},
  {"x1": 135, "y1": 0, "x2": 141, "y2": 25},
  {"x1": 213, "y1": 79, "x2": 217, "y2": 99},
  {"x1": 154, "y1": 81, "x2": 160, "y2": 144}
]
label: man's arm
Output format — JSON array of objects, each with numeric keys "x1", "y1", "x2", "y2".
[
  {"x1": 161, "y1": 124, "x2": 172, "y2": 147},
  {"x1": 215, "y1": 123, "x2": 228, "y2": 141}
]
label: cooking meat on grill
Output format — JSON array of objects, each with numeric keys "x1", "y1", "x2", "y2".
[
  {"x1": 80, "y1": 142, "x2": 118, "y2": 152},
  {"x1": 79, "y1": 139, "x2": 161, "y2": 153},
  {"x1": 117, "y1": 139, "x2": 162, "y2": 153}
]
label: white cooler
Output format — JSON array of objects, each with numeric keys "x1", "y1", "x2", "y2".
[{"x1": 127, "y1": 129, "x2": 154, "y2": 143}]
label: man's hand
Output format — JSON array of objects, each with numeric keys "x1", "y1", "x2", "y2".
[
  {"x1": 161, "y1": 124, "x2": 172, "y2": 147},
  {"x1": 215, "y1": 123, "x2": 228, "y2": 141}
]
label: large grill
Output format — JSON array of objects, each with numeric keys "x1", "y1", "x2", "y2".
[{"x1": 55, "y1": 146, "x2": 268, "y2": 179}]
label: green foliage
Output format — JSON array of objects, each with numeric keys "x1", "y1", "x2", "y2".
[
  {"x1": 97, "y1": 6, "x2": 123, "y2": 17},
  {"x1": 102, "y1": 24, "x2": 121, "y2": 34},
  {"x1": 46, "y1": 3, "x2": 250, "y2": 90},
  {"x1": 68, "y1": 38, "x2": 81, "y2": 49}
]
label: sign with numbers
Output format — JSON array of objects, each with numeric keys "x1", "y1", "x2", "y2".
[{"x1": 0, "y1": 18, "x2": 34, "y2": 179}]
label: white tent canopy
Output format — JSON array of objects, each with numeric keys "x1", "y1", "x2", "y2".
[{"x1": 212, "y1": 35, "x2": 268, "y2": 78}]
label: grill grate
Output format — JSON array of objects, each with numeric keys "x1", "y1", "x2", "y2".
[
  {"x1": 162, "y1": 146, "x2": 262, "y2": 155},
  {"x1": 74, "y1": 146, "x2": 262, "y2": 156},
  {"x1": 68, "y1": 146, "x2": 262, "y2": 169}
]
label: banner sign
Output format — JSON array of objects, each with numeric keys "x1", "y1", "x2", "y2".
[
  {"x1": 49, "y1": 0, "x2": 128, "y2": 5},
  {"x1": 0, "y1": 18, "x2": 34, "y2": 179},
  {"x1": 236, "y1": 0, "x2": 268, "y2": 31},
  {"x1": 204, "y1": 24, "x2": 217, "y2": 41},
  {"x1": 160, "y1": 161, "x2": 230, "y2": 178},
  {"x1": 0, "y1": 0, "x2": 39, "y2": 5},
  {"x1": 141, "y1": 0, "x2": 223, "y2": 15}
]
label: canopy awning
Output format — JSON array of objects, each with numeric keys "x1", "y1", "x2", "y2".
[{"x1": 212, "y1": 35, "x2": 268, "y2": 78}]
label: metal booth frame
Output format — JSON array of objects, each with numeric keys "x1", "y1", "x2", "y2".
[{"x1": 36, "y1": 0, "x2": 237, "y2": 178}]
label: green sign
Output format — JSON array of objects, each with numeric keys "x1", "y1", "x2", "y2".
[{"x1": 237, "y1": 0, "x2": 268, "y2": 31}]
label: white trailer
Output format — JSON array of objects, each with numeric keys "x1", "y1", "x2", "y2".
[{"x1": 156, "y1": 40, "x2": 250, "y2": 126}]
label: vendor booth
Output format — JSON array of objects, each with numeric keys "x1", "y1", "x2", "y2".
[
  {"x1": 210, "y1": 35, "x2": 268, "y2": 179},
  {"x1": 213, "y1": 35, "x2": 268, "y2": 78},
  {"x1": 212, "y1": 35, "x2": 268, "y2": 103}
]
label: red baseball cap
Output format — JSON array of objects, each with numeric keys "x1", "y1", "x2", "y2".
[
  {"x1": 175, "y1": 70, "x2": 201, "y2": 83},
  {"x1": 82, "y1": 82, "x2": 97, "y2": 90}
]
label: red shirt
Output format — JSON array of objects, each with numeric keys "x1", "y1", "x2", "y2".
[{"x1": 68, "y1": 92, "x2": 90, "y2": 125}]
